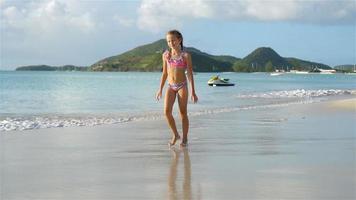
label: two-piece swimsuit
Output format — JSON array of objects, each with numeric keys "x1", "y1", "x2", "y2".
[{"x1": 164, "y1": 50, "x2": 188, "y2": 92}]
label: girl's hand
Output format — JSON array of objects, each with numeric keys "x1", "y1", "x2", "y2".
[
  {"x1": 191, "y1": 93, "x2": 198, "y2": 103},
  {"x1": 156, "y1": 90, "x2": 162, "y2": 101}
]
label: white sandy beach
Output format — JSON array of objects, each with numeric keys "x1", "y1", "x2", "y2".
[{"x1": 1, "y1": 98, "x2": 355, "y2": 200}]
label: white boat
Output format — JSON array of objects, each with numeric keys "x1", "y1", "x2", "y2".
[
  {"x1": 208, "y1": 75, "x2": 235, "y2": 86},
  {"x1": 270, "y1": 72, "x2": 284, "y2": 76},
  {"x1": 270, "y1": 69, "x2": 285, "y2": 76},
  {"x1": 315, "y1": 67, "x2": 336, "y2": 74}
]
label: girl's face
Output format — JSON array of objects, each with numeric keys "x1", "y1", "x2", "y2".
[{"x1": 166, "y1": 34, "x2": 181, "y2": 50}]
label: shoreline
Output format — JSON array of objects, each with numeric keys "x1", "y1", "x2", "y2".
[
  {"x1": 1, "y1": 95, "x2": 355, "y2": 132},
  {"x1": 1, "y1": 97, "x2": 355, "y2": 199},
  {"x1": 328, "y1": 98, "x2": 356, "y2": 110}
]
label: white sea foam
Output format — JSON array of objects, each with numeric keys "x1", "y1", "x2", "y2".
[
  {"x1": 235, "y1": 89, "x2": 355, "y2": 99},
  {"x1": 1, "y1": 89, "x2": 354, "y2": 132},
  {"x1": 0, "y1": 98, "x2": 319, "y2": 132},
  {"x1": 0, "y1": 114, "x2": 164, "y2": 132}
]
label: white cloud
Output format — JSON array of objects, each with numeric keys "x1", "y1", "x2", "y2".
[
  {"x1": 137, "y1": 0, "x2": 356, "y2": 32},
  {"x1": 294, "y1": 1, "x2": 356, "y2": 24},
  {"x1": 1, "y1": 0, "x2": 95, "y2": 35},
  {"x1": 137, "y1": 0, "x2": 214, "y2": 33},
  {"x1": 2, "y1": 6, "x2": 25, "y2": 28},
  {"x1": 244, "y1": 1, "x2": 299, "y2": 21},
  {"x1": 39, "y1": 0, "x2": 67, "y2": 17}
]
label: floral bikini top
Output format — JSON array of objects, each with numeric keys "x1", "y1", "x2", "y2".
[{"x1": 163, "y1": 50, "x2": 187, "y2": 70}]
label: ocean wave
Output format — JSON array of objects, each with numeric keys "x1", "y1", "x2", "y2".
[
  {"x1": 235, "y1": 89, "x2": 355, "y2": 99},
  {"x1": 0, "y1": 99, "x2": 319, "y2": 132},
  {"x1": 1, "y1": 89, "x2": 353, "y2": 132}
]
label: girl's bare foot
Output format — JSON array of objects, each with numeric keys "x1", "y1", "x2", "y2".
[
  {"x1": 168, "y1": 134, "x2": 181, "y2": 146},
  {"x1": 180, "y1": 139, "x2": 188, "y2": 147}
]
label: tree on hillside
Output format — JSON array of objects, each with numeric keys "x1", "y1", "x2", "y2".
[
  {"x1": 265, "y1": 61, "x2": 274, "y2": 72},
  {"x1": 233, "y1": 61, "x2": 250, "y2": 72}
]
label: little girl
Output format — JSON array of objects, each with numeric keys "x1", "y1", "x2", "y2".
[{"x1": 156, "y1": 30, "x2": 198, "y2": 147}]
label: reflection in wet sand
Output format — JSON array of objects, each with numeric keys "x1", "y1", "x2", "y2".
[{"x1": 168, "y1": 148, "x2": 192, "y2": 200}]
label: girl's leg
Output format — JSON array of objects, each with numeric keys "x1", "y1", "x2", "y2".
[
  {"x1": 177, "y1": 86, "x2": 189, "y2": 146},
  {"x1": 165, "y1": 88, "x2": 180, "y2": 145}
]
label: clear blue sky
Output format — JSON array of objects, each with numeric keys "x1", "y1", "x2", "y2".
[{"x1": 1, "y1": 0, "x2": 355, "y2": 70}]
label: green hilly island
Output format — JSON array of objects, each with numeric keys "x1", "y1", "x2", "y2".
[
  {"x1": 233, "y1": 47, "x2": 331, "y2": 72},
  {"x1": 334, "y1": 65, "x2": 355, "y2": 72},
  {"x1": 16, "y1": 65, "x2": 88, "y2": 71},
  {"x1": 90, "y1": 39, "x2": 239, "y2": 72},
  {"x1": 17, "y1": 39, "x2": 335, "y2": 72}
]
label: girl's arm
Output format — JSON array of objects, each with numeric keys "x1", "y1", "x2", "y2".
[
  {"x1": 156, "y1": 54, "x2": 168, "y2": 101},
  {"x1": 185, "y1": 53, "x2": 198, "y2": 103}
]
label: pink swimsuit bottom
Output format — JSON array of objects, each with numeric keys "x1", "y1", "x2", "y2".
[{"x1": 168, "y1": 81, "x2": 187, "y2": 92}]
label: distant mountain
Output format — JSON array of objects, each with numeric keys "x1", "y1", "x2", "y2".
[
  {"x1": 184, "y1": 47, "x2": 240, "y2": 64},
  {"x1": 233, "y1": 47, "x2": 289, "y2": 72},
  {"x1": 16, "y1": 65, "x2": 88, "y2": 71},
  {"x1": 232, "y1": 47, "x2": 331, "y2": 72},
  {"x1": 15, "y1": 40, "x2": 332, "y2": 73},
  {"x1": 334, "y1": 64, "x2": 355, "y2": 72},
  {"x1": 16, "y1": 65, "x2": 56, "y2": 71},
  {"x1": 90, "y1": 39, "x2": 239, "y2": 72},
  {"x1": 285, "y1": 58, "x2": 330, "y2": 71}
]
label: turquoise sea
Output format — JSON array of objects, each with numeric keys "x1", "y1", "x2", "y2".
[{"x1": 0, "y1": 71, "x2": 355, "y2": 131}]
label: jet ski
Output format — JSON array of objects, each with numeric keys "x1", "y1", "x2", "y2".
[{"x1": 207, "y1": 75, "x2": 235, "y2": 86}]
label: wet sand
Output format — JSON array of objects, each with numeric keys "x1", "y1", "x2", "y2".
[
  {"x1": 1, "y1": 98, "x2": 355, "y2": 199},
  {"x1": 328, "y1": 98, "x2": 356, "y2": 110}
]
